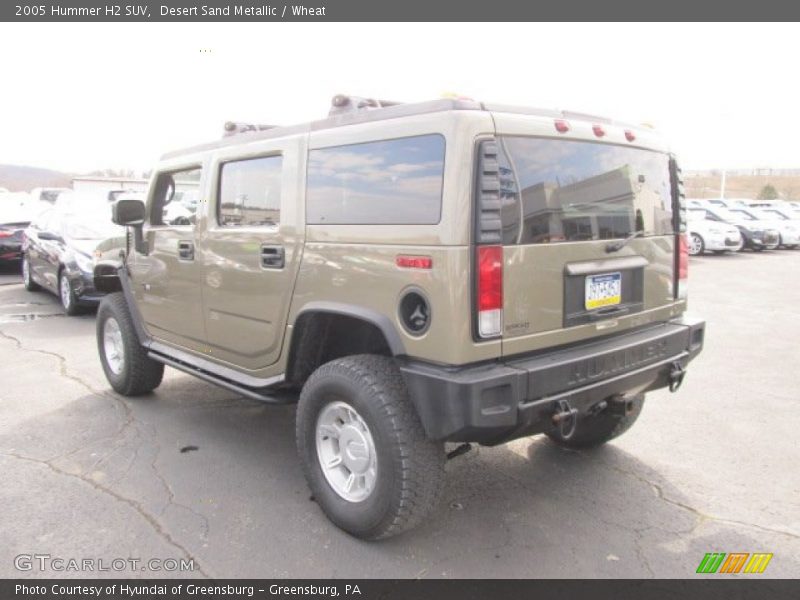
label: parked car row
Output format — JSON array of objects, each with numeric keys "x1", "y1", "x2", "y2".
[
  {"x1": 686, "y1": 198, "x2": 800, "y2": 256},
  {"x1": 2, "y1": 186, "x2": 199, "y2": 315},
  {"x1": 22, "y1": 204, "x2": 126, "y2": 314}
]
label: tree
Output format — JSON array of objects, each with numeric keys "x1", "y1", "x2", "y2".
[{"x1": 757, "y1": 184, "x2": 779, "y2": 200}]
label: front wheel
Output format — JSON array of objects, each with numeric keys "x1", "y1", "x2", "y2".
[
  {"x1": 59, "y1": 270, "x2": 81, "y2": 316},
  {"x1": 22, "y1": 255, "x2": 41, "y2": 291},
  {"x1": 547, "y1": 394, "x2": 645, "y2": 449},
  {"x1": 97, "y1": 292, "x2": 164, "y2": 396},
  {"x1": 688, "y1": 233, "x2": 705, "y2": 256},
  {"x1": 296, "y1": 354, "x2": 445, "y2": 540}
]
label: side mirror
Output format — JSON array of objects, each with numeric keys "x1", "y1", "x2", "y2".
[
  {"x1": 38, "y1": 231, "x2": 63, "y2": 243},
  {"x1": 111, "y1": 198, "x2": 145, "y2": 226},
  {"x1": 111, "y1": 198, "x2": 148, "y2": 255}
]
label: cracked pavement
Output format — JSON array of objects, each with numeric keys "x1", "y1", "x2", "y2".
[{"x1": 1, "y1": 252, "x2": 798, "y2": 578}]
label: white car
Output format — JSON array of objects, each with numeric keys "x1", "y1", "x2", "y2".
[
  {"x1": 686, "y1": 209, "x2": 743, "y2": 255},
  {"x1": 727, "y1": 207, "x2": 800, "y2": 249}
]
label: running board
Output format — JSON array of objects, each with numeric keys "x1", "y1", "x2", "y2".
[{"x1": 148, "y1": 352, "x2": 296, "y2": 404}]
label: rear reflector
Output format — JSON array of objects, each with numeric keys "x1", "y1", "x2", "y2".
[
  {"x1": 678, "y1": 233, "x2": 689, "y2": 299},
  {"x1": 396, "y1": 255, "x2": 432, "y2": 269},
  {"x1": 554, "y1": 119, "x2": 570, "y2": 133},
  {"x1": 477, "y1": 245, "x2": 503, "y2": 337}
]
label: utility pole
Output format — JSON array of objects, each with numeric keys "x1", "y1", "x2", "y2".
[{"x1": 719, "y1": 169, "x2": 726, "y2": 199}]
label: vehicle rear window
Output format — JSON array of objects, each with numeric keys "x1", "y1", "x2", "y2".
[
  {"x1": 306, "y1": 134, "x2": 445, "y2": 225},
  {"x1": 494, "y1": 137, "x2": 674, "y2": 245}
]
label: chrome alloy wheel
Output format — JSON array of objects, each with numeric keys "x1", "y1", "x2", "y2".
[
  {"x1": 315, "y1": 401, "x2": 378, "y2": 503},
  {"x1": 689, "y1": 233, "x2": 704, "y2": 256},
  {"x1": 59, "y1": 275, "x2": 72, "y2": 309},
  {"x1": 103, "y1": 317, "x2": 125, "y2": 375},
  {"x1": 22, "y1": 257, "x2": 31, "y2": 286}
]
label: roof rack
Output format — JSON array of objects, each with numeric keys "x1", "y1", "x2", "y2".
[
  {"x1": 223, "y1": 121, "x2": 278, "y2": 138},
  {"x1": 328, "y1": 94, "x2": 402, "y2": 116}
]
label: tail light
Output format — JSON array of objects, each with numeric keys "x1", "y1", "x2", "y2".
[
  {"x1": 677, "y1": 233, "x2": 689, "y2": 299},
  {"x1": 477, "y1": 245, "x2": 503, "y2": 338}
]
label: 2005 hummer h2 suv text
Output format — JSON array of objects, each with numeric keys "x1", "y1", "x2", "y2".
[{"x1": 94, "y1": 95, "x2": 705, "y2": 539}]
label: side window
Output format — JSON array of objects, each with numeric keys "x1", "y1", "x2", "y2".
[
  {"x1": 218, "y1": 155, "x2": 282, "y2": 227},
  {"x1": 306, "y1": 134, "x2": 445, "y2": 225},
  {"x1": 150, "y1": 167, "x2": 202, "y2": 226}
]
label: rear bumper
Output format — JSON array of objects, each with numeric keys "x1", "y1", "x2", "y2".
[
  {"x1": 400, "y1": 316, "x2": 705, "y2": 445},
  {"x1": 0, "y1": 242, "x2": 22, "y2": 261}
]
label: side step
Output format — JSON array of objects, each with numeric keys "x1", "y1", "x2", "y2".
[{"x1": 148, "y1": 352, "x2": 296, "y2": 404}]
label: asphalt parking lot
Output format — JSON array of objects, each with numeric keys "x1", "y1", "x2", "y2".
[{"x1": 1, "y1": 251, "x2": 798, "y2": 579}]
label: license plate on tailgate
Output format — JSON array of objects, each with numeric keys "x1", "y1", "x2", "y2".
[{"x1": 585, "y1": 272, "x2": 622, "y2": 310}]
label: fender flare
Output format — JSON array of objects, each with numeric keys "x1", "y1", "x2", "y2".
[{"x1": 292, "y1": 301, "x2": 406, "y2": 357}]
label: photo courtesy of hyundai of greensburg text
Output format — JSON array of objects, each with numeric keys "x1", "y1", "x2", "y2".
[{"x1": 0, "y1": 8, "x2": 799, "y2": 600}]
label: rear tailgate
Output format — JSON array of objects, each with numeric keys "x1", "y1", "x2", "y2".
[{"x1": 480, "y1": 112, "x2": 685, "y2": 356}]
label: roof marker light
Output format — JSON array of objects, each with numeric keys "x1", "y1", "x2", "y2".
[
  {"x1": 554, "y1": 119, "x2": 570, "y2": 133},
  {"x1": 592, "y1": 124, "x2": 606, "y2": 138},
  {"x1": 625, "y1": 130, "x2": 636, "y2": 142}
]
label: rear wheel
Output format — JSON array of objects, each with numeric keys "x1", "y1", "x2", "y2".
[
  {"x1": 547, "y1": 394, "x2": 645, "y2": 449},
  {"x1": 97, "y1": 292, "x2": 164, "y2": 396},
  {"x1": 688, "y1": 233, "x2": 704, "y2": 256},
  {"x1": 22, "y1": 255, "x2": 41, "y2": 291},
  {"x1": 296, "y1": 354, "x2": 445, "y2": 540}
]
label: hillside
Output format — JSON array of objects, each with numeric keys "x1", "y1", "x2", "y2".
[
  {"x1": 684, "y1": 173, "x2": 800, "y2": 201},
  {"x1": 0, "y1": 164, "x2": 72, "y2": 192}
]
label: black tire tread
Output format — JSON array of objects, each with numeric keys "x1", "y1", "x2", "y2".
[
  {"x1": 22, "y1": 255, "x2": 41, "y2": 292},
  {"x1": 297, "y1": 354, "x2": 445, "y2": 540},
  {"x1": 59, "y1": 269, "x2": 82, "y2": 316},
  {"x1": 97, "y1": 292, "x2": 164, "y2": 396}
]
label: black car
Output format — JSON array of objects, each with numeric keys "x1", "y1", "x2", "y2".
[
  {"x1": 1, "y1": 196, "x2": 41, "y2": 262},
  {"x1": 21, "y1": 208, "x2": 124, "y2": 315}
]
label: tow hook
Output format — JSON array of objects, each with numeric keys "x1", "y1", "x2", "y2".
[
  {"x1": 552, "y1": 399, "x2": 578, "y2": 439},
  {"x1": 669, "y1": 361, "x2": 686, "y2": 392}
]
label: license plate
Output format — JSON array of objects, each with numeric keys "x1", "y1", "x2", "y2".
[{"x1": 585, "y1": 272, "x2": 622, "y2": 310}]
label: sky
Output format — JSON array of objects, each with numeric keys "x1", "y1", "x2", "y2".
[{"x1": 1, "y1": 22, "x2": 798, "y2": 173}]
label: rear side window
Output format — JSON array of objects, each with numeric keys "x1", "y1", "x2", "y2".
[
  {"x1": 490, "y1": 137, "x2": 674, "y2": 245},
  {"x1": 218, "y1": 155, "x2": 282, "y2": 227},
  {"x1": 306, "y1": 134, "x2": 445, "y2": 225}
]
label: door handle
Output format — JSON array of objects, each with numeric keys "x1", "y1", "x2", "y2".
[
  {"x1": 260, "y1": 244, "x2": 285, "y2": 269},
  {"x1": 178, "y1": 240, "x2": 194, "y2": 261}
]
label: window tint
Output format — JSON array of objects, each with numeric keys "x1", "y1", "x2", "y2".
[
  {"x1": 218, "y1": 155, "x2": 282, "y2": 227},
  {"x1": 306, "y1": 134, "x2": 445, "y2": 225},
  {"x1": 494, "y1": 137, "x2": 674, "y2": 245},
  {"x1": 151, "y1": 167, "x2": 202, "y2": 226}
]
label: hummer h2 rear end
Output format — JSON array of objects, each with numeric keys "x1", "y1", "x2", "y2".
[{"x1": 95, "y1": 94, "x2": 705, "y2": 539}]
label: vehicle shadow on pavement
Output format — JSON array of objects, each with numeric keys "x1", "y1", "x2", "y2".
[{"x1": 3, "y1": 374, "x2": 796, "y2": 578}]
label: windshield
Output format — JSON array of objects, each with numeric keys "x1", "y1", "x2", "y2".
[
  {"x1": 62, "y1": 218, "x2": 124, "y2": 240},
  {"x1": 762, "y1": 209, "x2": 788, "y2": 220},
  {"x1": 729, "y1": 209, "x2": 758, "y2": 221},
  {"x1": 495, "y1": 137, "x2": 674, "y2": 245},
  {"x1": 688, "y1": 209, "x2": 709, "y2": 220}
]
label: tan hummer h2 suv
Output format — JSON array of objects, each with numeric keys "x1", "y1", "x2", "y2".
[{"x1": 94, "y1": 95, "x2": 705, "y2": 540}]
